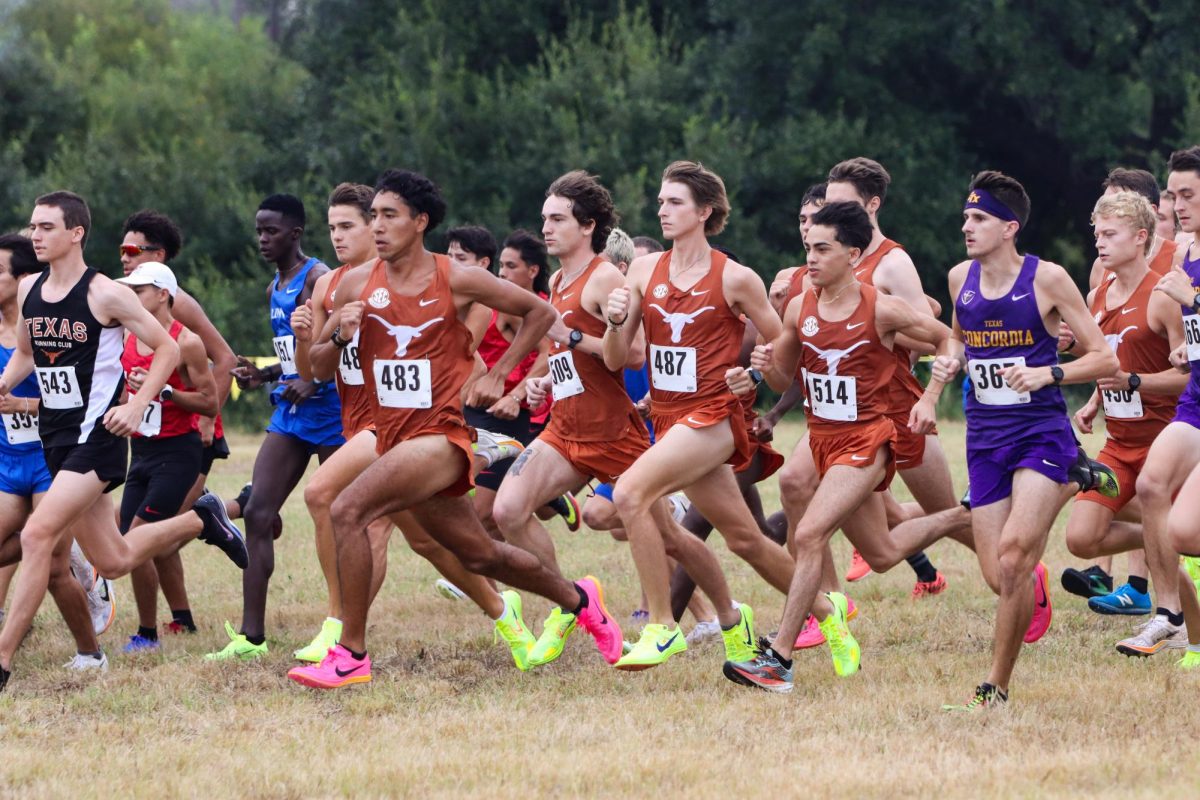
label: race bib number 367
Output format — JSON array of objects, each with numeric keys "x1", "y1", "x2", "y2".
[
  {"x1": 649, "y1": 345, "x2": 697, "y2": 393},
  {"x1": 374, "y1": 359, "x2": 432, "y2": 408},
  {"x1": 968, "y1": 356, "x2": 1031, "y2": 406},
  {"x1": 36, "y1": 366, "x2": 83, "y2": 409}
]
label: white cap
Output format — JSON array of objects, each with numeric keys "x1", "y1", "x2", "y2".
[{"x1": 118, "y1": 262, "x2": 178, "y2": 298}]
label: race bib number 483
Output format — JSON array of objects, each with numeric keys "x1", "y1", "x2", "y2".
[
  {"x1": 374, "y1": 359, "x2": 432, "y2": 408},
  {"x1": 649, "y1": 345, "x2": 697, "y2": 393},
  {"x1": 36, "y1": 366, "x2": 83, "y2": 409},
  {"x1": 968, "y1": 356, "x2": 1031, "y2": 406}
]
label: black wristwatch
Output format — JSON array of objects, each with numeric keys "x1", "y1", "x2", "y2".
[
  {"x1": 330, "y1": 326, "x2": 351, "y2": 349},
  {"x1": 1127, "y1": 372, "x2": 1141, "y2": 391},
  {"x1": 567, "y1": 329, "x2": 583, "y2": 350},
  {"x1": 158, "y1": 385, "x2": 174, "y2": 402},
  {"x1": 1050, "y1": 365, "x2": 1064, "y2": 385},
  {"x1": 1191, "y1": 296, "x2": 1200, "y2": 315},
  {"x1": 748, "y1": 368, "x2": 765, "y2": 387}
]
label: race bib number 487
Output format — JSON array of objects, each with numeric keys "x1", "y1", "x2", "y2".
[{"x1": 649, "y1": 345, "x2": 697, "y2": 393}]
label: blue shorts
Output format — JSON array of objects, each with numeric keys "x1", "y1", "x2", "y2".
[
  {"x1": 593, "y1": 482, "x2": 615, "y2": 502},
  {"x1": 267, "y1": 390, "x2": 345, "y2": 448},
  {"x1": 0, "y1": 448, "x2": 53, "y2": 497},
  {"x1": 966, "y1": 425, "x2": 1075, "y2": 508}
]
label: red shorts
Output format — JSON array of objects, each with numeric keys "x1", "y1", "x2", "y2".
[
  {"x1": 886, "y1": 399, "x2": 935, "y2": 470},
  {"x1": 808, "y1": 417, "x2": 897, "y2": 492},
  {"x1": 376, "y1": 423, "x2": 475, "y2": 497},
  {"x1": 740, "y1": 438, "x2": 785, "y2": 481},
  {"x1": 539, "y1": 418, "x2": 651, "y2": 484},
  {"x1": 651, "y1": 397, "x2": 752, "y2": 471},
  {"x1": 1076, "y1": 438, "x2": 1149, "y2": 513}
]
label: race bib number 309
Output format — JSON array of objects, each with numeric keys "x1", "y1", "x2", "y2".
[
  {"x1": 548, "y1": 351, "x2": 584, "y2": 401},
  {"x1": 649, "y1": 345, "x2": 697, "y2": 393}
]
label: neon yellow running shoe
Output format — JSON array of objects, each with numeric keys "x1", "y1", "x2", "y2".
[
  {"x1": 721, "y1": 603, "x2": 757, "y2": 664},
  {"x1": 527, "y1": 606, "x2": 577, "y2": 668},
  {"x1": 1178, "y1": 650, "x2": 1200, "y2": 670},
  {"x1": 494, "y1": 591, "x2": 536, "y2": 671},
  {"x1": 293, "y1": 618, "x2": 342, "y2": 663},
  {"x1": 614, "y1": 623, "x2": 687, "y2": 671},
  {"x1": 1183, "y1": 556, "x2": 1200, "y2": 596},
  {"x1": 205, "y1": 621, "x2": 269, "y2": 661},
  {"x1": 818, "y1": 592, "x2": 860, "y2": 677}
]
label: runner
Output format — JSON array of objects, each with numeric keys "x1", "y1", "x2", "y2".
[
  {"x1": 934, "y1": 172, "x2": 1117, "y2": 710},
  {"x1": 602, "y1": 160, "x2": 790, "y2": 670},
  {"x1": 491, "y1": 171, "x2": 753, "y2": 671},
  {"x1": 120, "y1": 209, "x2": 238, "y2": 635},
  {"x1": 721, "y1": 201, "x2": 970, "y2": 692},
  {"x1": 1166, "y1": 460, "x2": 1200, "y2": 670},
  {"x1": 1085, "y1": 169, "x2": 1178, "y2": 290},
  {"x1": 1063, "y1": 193, "x2": 1184, "y2": 632},
  {"x1": 115, "y1": 262, "x2": 219, "y2": 653},
  {"x1": 0, "y1": 232, "x2": 111, "y2": 672},
  {"x1": 0, "y1": 191, "x2": 247, "y2": 692},
  {"x1": 213, "y1": 194, "x2": 344, "y2": 660},
  {"x1": 288, "y1": 169, "x2": 621, "y2": 689}
]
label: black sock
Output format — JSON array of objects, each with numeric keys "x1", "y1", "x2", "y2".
[
  {"x1": 1159, "y1": 607, "x2": 1184, "y2": 627},
  {"x1": 137, "y1": 626, "x2": 158, "y2": 642},
  {"x1": 171, "y1": 609, "x2": 197, "y2": 631},
  {"x1": 1128, "y1": 576, "x2": 1149, "y2": 595},
  {"x1": 548, "y1": 495, "x2": 570, "y2": 517},
  {"x1": 348, "y1": 647, "x2": 367, "y2": 661},
  {"x1": 768, "y1": 646, "x2": 793, "y2": 670},
  {"x1": 906, "y1": 552, "x2": 938, "y2": 583},
  {"x1": 570, "y1": 584, "x2": 588, "y2": 616},
  {"x1": 245, "y1": 633, "x2": 266, "y2": 646},
  {"x1": 79, "y1": 650, "x2": 102, "y2": 659}
]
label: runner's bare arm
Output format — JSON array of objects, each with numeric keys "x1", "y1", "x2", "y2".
[
  {"x1": 317, "y1": 268, "x2": 371, "y2": 382},
  {"x1": 725, "y1": 262, "x2": 782, "y2": 344},
  {"x1": 1107, "y1": 287, "x2": 1189, "y2": 396},
  {"x1": 0, "y1": 281, "x2": 36, "y2": 396},
  {"x1": 877, "y1": 293, "x2": 953, "y2": 431},
  {"x1": 875, "y1": 250, "x2": 936, "y2": 355},
  {"x1": 602, "y1": 255, "x2": 652, "y2": 371},
  {"x1": 738, "y1": 291, "x2": 804, "y2": 394},
  {"x1": 931, "y1": 262, "x2": 970, "y2": 383},
  {"x1": 294, "y1": 270, "x2": 334, "y2": 381},
  {"x1": 100, "y1": 281, "x2": 180, "y2": 436},
  {"x1": 170, "y1": 330, "x2": 220, "y2": 417},
  {"x1": 172, "y1": 288, "x2": 236, "y2": 408}
]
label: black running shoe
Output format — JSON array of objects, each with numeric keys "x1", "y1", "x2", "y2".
[
  {"x1": 0, "y1": 664, "x2": 10, "y2": 693},
  {"x1": 1068, "y1": 447, "x2": 1120, "y2": 498},
  {"x1": 194, "y1": 491, "x2": 249, "y2": 569},
  {"x1": 959, "y1": 485, "x2": 972, "y2": 511},
  {"x1": 233, "y1": 482, "x2": 252, "y2": 515},
  {"x1": 1060, "y1": 565, "x2": 1113, "y2": 599}
]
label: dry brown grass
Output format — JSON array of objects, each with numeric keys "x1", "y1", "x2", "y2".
[{"x1": 2, "y1": 421, "x2": 1199, "y2": 799}]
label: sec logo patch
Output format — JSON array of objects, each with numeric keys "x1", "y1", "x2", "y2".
[
  {"x1": 652, "y1": 284, "x2": 669, "y2": 299},
  {"x1": 801, "y1": 316, "x2": 819, "y2": 336},
  {"x1": 368, "y1": 288, "x2": 391, "y2": 309}
]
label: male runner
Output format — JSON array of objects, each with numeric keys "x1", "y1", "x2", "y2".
[
  {"x1": 1063, "y1": 193, "x2": 1185, "y2": 633},
  {"x1": 1085, "y1": 169, "x2": 1178, "y2": 290},
  {"x1": 933, "y1": 172, "x2": 1117, "y2": 709},
  {"x1": 0, "y1": 233, "x2": 111, "y2": 672},
  {"x1": 288, "y1": 169, "x2": 621, "y2": 689},
  {"x1": 0, "y1": 191, "x2": 247, "y2": 692},
  {"x1": 115, "y1": 263, "x2": 219, "y2": 652},
  {"x1": 722, "y1": 201, "x2": 971, "y2": 692},
  {"x1": 491, "y1": 171, "x2": 754, "y2": 671},
  {"x1": 603, "y1": 160, "x2": 791, "y2": 670},
  {"x1": 214, "y1": 194, "x2": 344, "y2": 659},
  {"x1": 120, "y1": 209, "x2": 238, "y2": 634}
]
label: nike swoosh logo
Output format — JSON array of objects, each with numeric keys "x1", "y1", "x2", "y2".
[
  {"x1": 850, "y1": 455, "x2": 868, "y2": 461},
  {"x1": 98, "y1": 581, "x2": 110, "y2": 601},
  {"x1": 1041, "y1": 459, "x2": 1060, "y2": 468},
  {"x1": 1012, "y1": 293, "x2": 1030, "y2": 301},
  {"x1": 561, "y1": 292, "x2": 574, "y2": 300},
  {"x1": 285, "y1": 287, "x2": 301, "y2": 294},
  {"x1": 1121, "y1": 307, "x2": 1138, "y2": 315},
  {"x1": 854, "y1": 269, "x2": 866, "y2": 277},
  {"x1": 656, "y1": 633, "x2": 680, "y2": 652},
  {"x1": 690, "y1": 289, "x2": 709, "y2": 296},
  {"x1": 846, "y1": 321, "x2": 865, "y2": 330},
  {"x1": 418, "y1": 298, "x2": 438, "y2": 307},
  {"x1": 335, "y1": 664, "x2": 364, "y2": 677},
  {"x1": 687, "y1": 417, "x2": 703, "y2": 425}
]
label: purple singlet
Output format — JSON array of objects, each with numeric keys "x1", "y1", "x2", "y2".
[
  {"x1": 1174, "y1": 247, "x2": 1200, "y2": 429},
  {"x1": 955, "y1": 254, "x2": 1076, "y2": 506}
]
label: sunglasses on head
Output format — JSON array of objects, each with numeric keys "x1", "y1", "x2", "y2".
[{"x1": 119, "y1": 243, "x2": 162, "y2": 257}]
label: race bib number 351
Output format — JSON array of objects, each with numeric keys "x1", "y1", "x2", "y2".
[
  {"x1": 649, "y1": 345, "x2": 697, "y2": 393},
  {"x1": 968, "y1": 356, "x2": 1031, "y2": 406},
  {"x1": 36, "y1": 366, "x2": 83, "y2": 409},
  {"x1": 549, "y1": 351, "x2": 584, "y2": 401},
  {"x1": 374, "y1": 359, "x2": 432, "y2": 408},
  {"x1": 1185, "y1": 314, "x2": 1200, "y2": 362}
]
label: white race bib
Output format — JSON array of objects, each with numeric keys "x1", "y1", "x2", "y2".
[
  {"x1": 1185, "y1": 314, "x2": 1200, "y2": 362},
  {"x1": 3, "y1": 411, "x2": 38, "y2": 445},
  {"x1": 35, "y1": 366, "x2": 83, "y2": 409},
  {"x1": 649, "y1": 345, "x2": 697, "y2": 393},
  {"x1": 272, "y1": 335, "x2": 297, "y2": 376},
  {"x1": 968, "y1": 356, "x2": 1031, "y2": 405},
  {"x1": 1101, "y1": 388, "x2": 1143, "y2": 419},
  {"x1": 548, "y1": 351, "x2": 584, "y2": 401},
  {"x1": 804, "y1": 372, "x2": 858, "y2": 422},
  {"x1": 137, "y1": 400, "x2": 163, "y2": 437},
  {"x1": 374, "y1": 359, "x2": 432, "y2": 408},
  {"x1": 338, "y1": 330, "x2": 364, "y2": 386}
]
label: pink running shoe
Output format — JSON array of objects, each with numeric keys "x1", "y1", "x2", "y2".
[
  {"x1": 912, "y1": 571, "x2": 948, "y2": 599},
  {"x1": 288, "y1": 645, "x2": 372, "y2": 689},
  {"x1": 846, "y1": 597, "x2": 858, "y2": 620},
  {"x1": 1024, "y1": 562, "x2": 1052, "y2": 643},
  {"x1": 845, "y1": 549, "x2": 871, "y2": 582},
  {"x1": 794, "y1": 615, "x2": 825, "y2": 649},
  {"x1": 574, "y1": 576, "x2": 623, "y2": 664}
]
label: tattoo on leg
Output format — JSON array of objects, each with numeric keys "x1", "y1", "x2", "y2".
[{"x1": 509, "y1": 447, "x2": 536, "y2": 477}]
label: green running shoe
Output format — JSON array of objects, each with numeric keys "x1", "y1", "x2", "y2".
[
  {"x1": 1069, "y1": 447, "x2": 1119, "y2": 499},
  {"x1": 294, "y1": 617, "x2": 342, "y2": 663},
  {"x1": 1183, "y1": 556, "x2": 1200, "y2": 597},
  {"x1": 818, "y1": 592, "x2": 860, "y2": 677},
  {"x1": 494, "y1": 591, "x2": 536, "y2": 671},
  {"x1": 942, "y1": 682, "x2": 1008, "y2": 712},
  {"x1": 205, "y1": 621, "x2": 268, "y2": 661},
  {"x1": 1178, "y1": 650, "x2": 1200, "y2": 670},
  {"x1": 614, "y1": 623, "x2": 687, "y2": 671},
  {"x1": 721, "y1": 603, "x2": 758, "y2": 664},
  {"x1": 527, "y1": 606, "x2": 577, "y2": 668}
]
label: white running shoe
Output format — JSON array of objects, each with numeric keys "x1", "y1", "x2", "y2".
[
  {"x1": 668, "y1": 493, "x2": 691, "y2": 523},
  {"x1": 435, "y1": 579, "x2": 467, "y2": 601},
  {"x1": 69, "y1": 540, "x2": 95, "y2": 592},
  {"x1": 63, "y1": 651, "x2": 109, "y2": 672},
  {"x1": 70, "y1": 541, "x2": 116, "y2": 635},
  {"x1": 685, "y1": 619, "x2": 721, "y2": 646},
  {"x1": 1117, "y1": 614, "x2": 1187, "y2": 657},
  {"x1": 473, "y1": 429, "x2": 524, "y2": 469}
]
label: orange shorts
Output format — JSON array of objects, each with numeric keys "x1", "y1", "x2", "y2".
[
  {"x1": 740, "y1": 438, "x2": 785, "y2": 481},
  {"x1": 539, "y1": 417, "x2": 651, "y2": 484},
  {"x1": 376, "y1": 423, "x2": 475, "y2": 497},
  {"x1": 1076, "y1": 438, "x2": 1149, "y2": 513},
  {"x1": 808, "y1": 417, "x2": 897, "y2": 492},
  {"x1": 886, "y1": 397, "x2": 935, "y2": 470},
  {"x1": 651, "y1": 397, "x2": 752, "y2": 472}
]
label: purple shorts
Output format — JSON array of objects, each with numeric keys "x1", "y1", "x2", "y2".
[
  {"x1": 1174, "y1": 390, "x2": 1200, "y2": 430},
  {"x1": 966, "y1": 427, "x2": 1077, "y2": 508}
]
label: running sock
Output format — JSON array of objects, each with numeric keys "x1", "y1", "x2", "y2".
[
  {"x1": 768, "y1": 646, "x2": 793, "y2": 670},
  {"x1": 1128, "y1": 576, "x2": 1149, "y2": 595},
  {"x1": 137, "y1": 626, "x2": 158, "y2": 642},
  {"x1": 570, "y1": 584, "x2": 589, "y2": 616},
  {"x1": 79, "y1": 651, "x2": 102, "y2": 659},
  {"x1": 171, "y1": 609, "x2": 196, "y2": 632},
  {"x1": 348, "y1": 647, "x2": 367, "y2": 661},
  {"x1": 906, "y1": 552, "x2": 938, "y2": 583},
  {"x1": 245, "y1": 634, "x2": 266, "y2": 646},
  {"x1": 1157, "y1": 607, "x2": 1184, "y2": 627}
]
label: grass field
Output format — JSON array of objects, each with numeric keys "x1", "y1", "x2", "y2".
[{"x1": 1, "y1": 420, "x2": 1198, "y2": 798}]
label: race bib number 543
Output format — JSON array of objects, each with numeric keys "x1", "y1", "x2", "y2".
[{"x1": 36, "y1": 366, "x2": 83, "y2": 409}]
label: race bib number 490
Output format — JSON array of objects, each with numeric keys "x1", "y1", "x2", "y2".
[
  {"x1": 3, "y1": 411, "x2": 38, "y2": 445},
  {"x1": 272, "y1": 335, "x2": 298, "y2": 377},
  {"x1": 1185, "y1": 314, "x2": 1200, "y2": 362},
  {"x1": 548, "y1": 351, "x2": 584, "y2": 401},
  {"x1": 968, "y1": 356, "x2": 1031, "y2": 406},
  {"x1": 1101, "y1": 389, "x2": 1143, "y2": 419},
  {"x1": 36, "y1": 366, "x2": 83, "y2": 409},
  {"x1": 804, "y1": 372, "x2": 857, "y2": 422},
  {"x1": 649, "y1": 345, "x2": 697, "y2": 393},
  {"x1": 374, "y1": 359, "x2": 432, "y2": 408}
]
